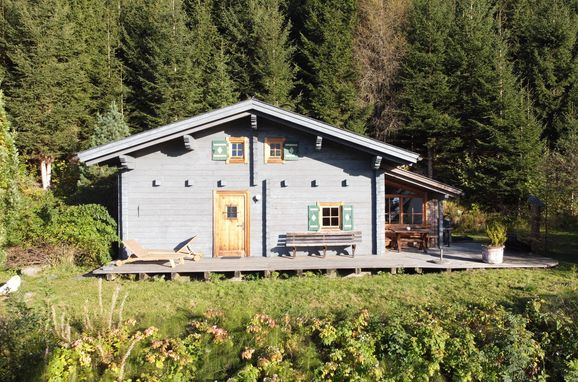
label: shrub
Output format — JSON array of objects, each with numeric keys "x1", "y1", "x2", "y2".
[
  {"x1": 486, "y1": 221, "x2": 507, "y2": 247},
  {"x1": 0, "y1": 298, "x2": 53, "y2": 382},
  {"x1": 42, "y1": 204, "x2": 117, "y2": 266},
  {"x1": 6, "y1": 190, "x2": 117, "y2": 267}
]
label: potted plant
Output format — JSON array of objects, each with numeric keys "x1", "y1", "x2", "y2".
[{"x1": 482, "y1": 222, "x2": 507, "y2": 264}]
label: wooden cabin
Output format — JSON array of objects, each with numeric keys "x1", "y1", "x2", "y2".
[{"x1": 77, "y1": 100, "x2": 461, "y2": 258}]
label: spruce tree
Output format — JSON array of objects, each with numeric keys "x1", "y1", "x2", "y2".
[
  {"x1": 90, "y1": 101, "x2": 130, "y2": 147},
  {"x1": 121, "y1": 0, "x2": 204, "y2": 131},
  {"x1": 510, "y1": 0, "x2": 578, "y2": 145},
  {"x1": 250, "y1": 0, "x2": 296, "y2": 107},
  {"x1": 189, "y1": 0, "x2": 238, "y2": 110},
  {"x1": 297, "y1": 0, "x2": 367, "y2": 133},
  {"x1": 2, "y1": 0, "x2": 93, "y2": 188},
  {"x1": 397, "y1": 0, "x2": 459, "y2": 178},
  {"x1": 447, "y1": 0, "x2": 544, "y2": 210}
]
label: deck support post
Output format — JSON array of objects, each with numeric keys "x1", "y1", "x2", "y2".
[
  {"x1": 263, "y1": 270, "x2": 271, "y2": 278},
  {"x1": 355, "y1": 268, "x2": 361, "y2": 275},
  {"x1": 390, "y1": 267, "x2": 397, "y2": 275},
  {"x1": 138, "y1": 273, "x2": 149, "y2": 281},
  {"x1": 203, "y1": 271, "x2": 211, "y2": 281},
  {"x1": 105, "y1": 273, "x2": 116, "y2": 281},
  {"x1": 296, "y1": 269, "x2": 303, "y2": 277},
  {"x1": 415, "y1": 267, "x2": 423, "y2": 274},
  {"x1": 326, "y1": 269, "x2": 336, "y2": 277}
]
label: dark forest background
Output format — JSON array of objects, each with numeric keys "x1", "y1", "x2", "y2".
[{"x1": 0, "y1": 0, "x2": 577, "y2": 220}]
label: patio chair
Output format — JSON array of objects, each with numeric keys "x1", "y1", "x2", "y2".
[{"x1": 115, "y1": 237, "x2": 198, "y2": 268}]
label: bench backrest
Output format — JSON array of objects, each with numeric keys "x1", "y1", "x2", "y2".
[{"x1": 286, "y1": 231, "x2": 362, "y2": 245}]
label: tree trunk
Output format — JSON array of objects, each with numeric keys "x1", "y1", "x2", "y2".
[
  {"x1": 427, "y1": 145, "x2": 433, "y2": 178},
  {"x1": 40, "y1": 157, "x2": 54, "y2": 189}
]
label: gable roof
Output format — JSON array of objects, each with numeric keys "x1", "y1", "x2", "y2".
[
  {"x1": 77, "y1": 99, "x2": 420, "y2": 165},
  {"x1": 384, "y1": 167, "x2": 463, "y2": 198}
]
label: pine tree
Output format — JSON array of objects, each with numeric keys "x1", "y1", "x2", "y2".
[
  {"x1": 297, "y1": 0, "x2": 368, "y2": 133},
  {"x1": 2, "y1": 0, "x2": 93, "y2": 188},
  {"x1": 90, "y1": 101, "x2": 130, "y2": 147},
  {"x1": 0, "y1": 89, "x2": 19, "y2": 254},
  {"x1": 397, "y1": 0, "x2": 459, "y2": 178},
  {"x1": 510, "y1": 0, "x2": 578, "y2": 145}
]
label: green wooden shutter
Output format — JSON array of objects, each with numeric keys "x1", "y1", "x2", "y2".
[
  {"x1": 308, "y1": 205, "x2": 320, "y2": 231},
  {"x1": 342, "y1": 205, "x2": 353, "y2": 231},
  {"x1": 212, "y1": 140, "x2": 228, "y2": 161},
  {"x1": 284, "y1": 142, "x2": 299, "y2": 161}
]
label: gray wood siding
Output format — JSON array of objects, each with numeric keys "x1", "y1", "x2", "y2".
[{"x1": 121, "y1": 117, "x2": 380, "y2": 256}]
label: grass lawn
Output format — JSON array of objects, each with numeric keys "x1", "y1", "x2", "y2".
[{"x1": 1, "y1": 229, "x2": 577, "y2": 337}]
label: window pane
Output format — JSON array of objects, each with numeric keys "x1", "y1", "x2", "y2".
[
  {"x1": 322, "y1": 207, "x2": 330, "y2": 218},
  {"x1": 323, "y1": 217, "x2": 331, "y2": 226},
  {"x1": 331, "y1": 217, "x2": 339, "y2": 226},
  {"x1": 227, "y1": 206, "x2": 237, "y2": 219},
  {"x1": 386, "y1": 197, "x2": 400, "y2": 224},
  {"x1": 331, "y1": 207, "x2": 339, "y2": 216},
  {"x1": 385, "y1": 186, "x2": 417, "y2": 195}
]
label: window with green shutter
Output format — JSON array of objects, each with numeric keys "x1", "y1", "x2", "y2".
[
  {"x1": 341, "y1": 205, "x2": 354, "y2": 231},
  {"x1": 212, "y1": 140, "x2": 228, "y2": 161},
  {"x1": 308, "y1": 205, "x2": 320, "y2": 231},
  {"x1": 284, "y1": 142, "x2": 299, "y2": 161}
]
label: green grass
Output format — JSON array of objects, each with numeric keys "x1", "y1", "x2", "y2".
[
  {"x1": 1, "y1": 228, "x2": 577, "y2": 337},
  {"x1": 1, "y1": 264, "x2": 576, "y2": 338}
]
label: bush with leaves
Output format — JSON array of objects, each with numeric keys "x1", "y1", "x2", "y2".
[
  {"x1": 7, "y1": 189, "x2": 117, "y2": 267},
  {"x1": 0, "y1": 297, "x2": 54, "y2": 382}
]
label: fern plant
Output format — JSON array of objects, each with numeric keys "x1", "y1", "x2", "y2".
[{"x1": 486, "y1": 222, "x2": 507, "y2": 247}]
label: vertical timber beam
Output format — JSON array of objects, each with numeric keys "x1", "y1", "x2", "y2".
[
  {"x1": 250, "y1": 115, "x2": 258, "y2": 186},
  {"x1": 375, "y1": 171, "x2": 385, "y2": 255}
]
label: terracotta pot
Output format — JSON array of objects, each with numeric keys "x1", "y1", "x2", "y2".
[{"x1": 481, "y1": 245, "x2": 504, "y2": 264}]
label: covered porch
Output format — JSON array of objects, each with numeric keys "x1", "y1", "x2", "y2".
[{"x1": 93, "y1": 242, "x2": 558, "y2": 280}]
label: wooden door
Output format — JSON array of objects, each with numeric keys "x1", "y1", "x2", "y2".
[{"x1": 214, "y1": 191, "x2": 250, "y2": 256}]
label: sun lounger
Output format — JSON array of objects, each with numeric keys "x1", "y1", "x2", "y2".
[{"x1": 116, "y1": 237, "x2": 198, "y2": 267}]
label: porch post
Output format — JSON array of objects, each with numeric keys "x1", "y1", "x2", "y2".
[{"x1": 375, "y1": 171, "x2": 385, "y2": 255}]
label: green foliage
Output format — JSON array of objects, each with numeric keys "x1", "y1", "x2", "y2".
[
  {"x1": 297, "y1": 0, "x2": 368, "y2": 133},
  {"x1": 486, "y1": 221, "x2": 507, "y2": 247},
  {"x1": 0, "y1": 297, "x2": 53, "y2": 382},
  {"x1": 1, "y1": 0, "x2": 93, "y2": 159},
  {"x1": 7, "y1": 191, "x2": 117, "y2": 266},
  {"x1": 89, "y1": 101, "x2": 129, "y2": 147},
  {"x1": 0, "y1": 89, "x2": 19, "y2": 266}
]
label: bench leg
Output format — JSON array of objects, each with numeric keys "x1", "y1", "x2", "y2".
[
  {"x1": 352, "y1": 244, "x2": 356, "y2": 258},
  {"x1": 292, "y1": 247, "x2": 297, "y2": 258},
  {"x1": 169, "y1": 259, "x2": 176, "y2": 268},
  {"x1": 322, "y1": 246, "x2": 327, "y2": 258}
]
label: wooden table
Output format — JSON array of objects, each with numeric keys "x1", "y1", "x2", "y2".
[{"x1": 389, "y1": 228, "x2": 430, "y2": 253}]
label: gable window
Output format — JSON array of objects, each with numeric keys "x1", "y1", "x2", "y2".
[
  {"x1": 228, "y1": 137, "x2": 247, "y2": 164},
  {"x1": 265, "y1": 137, "x2": 285, "y2": 163},
  {"x1": 385, "y1": 182, "x2": 426, "y2": 225}
]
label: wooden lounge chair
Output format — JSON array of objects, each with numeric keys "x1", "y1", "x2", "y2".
[{"x1": 116, "y1": 237, "x2": 198, "y2": 268}]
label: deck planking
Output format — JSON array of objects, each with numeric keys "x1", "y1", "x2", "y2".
[{"x1": 93, "y1": 243, "x2": 558, "y2": 278}]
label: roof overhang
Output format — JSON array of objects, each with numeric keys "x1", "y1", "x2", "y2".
[
  {"x1": 77, "y1": 99, "x2": 420, "y2": 166},
  {"x1": 385, "y1": 167, "x2": 463, "y2": 198}
]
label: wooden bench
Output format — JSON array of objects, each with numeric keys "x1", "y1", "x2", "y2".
[{"x1": 286, "y1": 231, "x2": 362, "y2": 258}]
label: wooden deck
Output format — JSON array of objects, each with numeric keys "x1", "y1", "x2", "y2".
[{"x1": 93, "y1": 243, "x2": 558, "y2": 280}]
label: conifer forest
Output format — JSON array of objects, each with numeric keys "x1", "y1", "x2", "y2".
[{"x1": 0, "y1": 0, "x2": 577, "y2": 219}]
